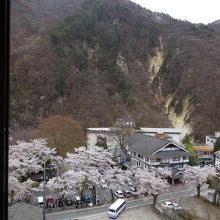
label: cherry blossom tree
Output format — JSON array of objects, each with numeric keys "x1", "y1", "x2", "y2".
[
  {"x1": 8, "y1": 176, "x2": 35, "y2": 205},
  {"x1": 64, "y1": 146, "x2": 116, "y2": 204},
  {"x1": 183, "y1": 165, "x2": 216, "y2": 197},
  {"x1": 9, "y1": 139, "x2": 61, "y2": 180},
  {"x1": 103, "y1": 168, "x2": 132, "y2": 202},
  {"x1": 46, "y1": 169, "x2": 89, "y2": 206},
  {"x1": 64, "y1": 146, "x2": 115, "y2": 172},
  {"x1": 9, "y1": 138, "x2": 62, "y2": 204},
  {"x1": 51, "y1": 146, "x2": 131, "y2": 205},
  {"x1": 207, "y1": 171, "x2": 220, "y2": 205},
  {"x1": 132, "y1": 168, "x2": 170, "y2": 205}
]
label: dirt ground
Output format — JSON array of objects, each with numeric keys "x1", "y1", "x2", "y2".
[{"x1": 78, "y1": 205, "x2": 164, "y2": 220}]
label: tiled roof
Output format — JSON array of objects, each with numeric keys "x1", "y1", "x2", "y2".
[
  {"x1": 126, "y1": 133, "x2": 186, "y2": 157},
  {"x1": 193, "y1": 145, "x2": 214, "y2": 152}
]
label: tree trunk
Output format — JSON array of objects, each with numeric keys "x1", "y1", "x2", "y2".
[
  {"x1": 110, "y1": 189, "x2": 115, "y2": 202},
  {"x1": 80, "y1": 188, "x2": 84, "y2": 204},
  {"x1": 152, "y1": 194, "x2": 159, "y2": 206},
  {"x1": 92, "y1": 186, "x2": 96, "y2": 206},
  {"x1": 196, "y1": 185, "x2": 201, "y2": 197}
]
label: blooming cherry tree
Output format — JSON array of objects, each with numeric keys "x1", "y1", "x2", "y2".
[
  {"x1": 64, "y1": 146, "x2": 117, "y2": 204},
  {"x1": 183, "y1": 165, "x2": 216, "y2": 197},
  {"x1": 103, "y1": 168, "x2": 132, "y2": 202},
  {"x1": 64, "y1": 146, "x2": 115, "y2": 172},
  {"x1": 8, "y1": 176, "x2": 35, "y2": 205},
  {"x1": 132, "y1": 168, "x2": 170, "y2": 205},
  {"x1": 9, "y1": 139, "x2": 62, "y2": 204}
]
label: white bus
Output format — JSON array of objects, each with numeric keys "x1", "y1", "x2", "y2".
[{"x1": 108, "y1": 198, "x2": 126, "y2": 219}]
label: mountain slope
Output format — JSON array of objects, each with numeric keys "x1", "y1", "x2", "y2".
[{"x1": 10, "y1": 0, "x2": 220, "y2": 141}]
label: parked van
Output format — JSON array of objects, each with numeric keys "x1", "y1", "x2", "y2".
[{"x1": 38, "y1": 196, "x2": 43, "y2": 208}]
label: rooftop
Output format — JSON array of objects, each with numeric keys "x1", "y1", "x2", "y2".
[
  {"x1": 140, "y1": 127, "x2": 181, "y2": 134},
  {"x1": 126, "y1": 133, "x2": 187, "y2": 157},
  {"x1": 87, "y1": 127, "x2": 119, "y2": 132},
  {"x1": 193, "y1": 145, "x2": 214, "y2": 152},
  {"x1": 9, "y1": 202, "x2": 42, "y2": 220}
]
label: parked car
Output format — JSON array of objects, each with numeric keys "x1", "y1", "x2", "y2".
[
  {"x1": 123, "y1": 190, "x2": 131, "y2": 197},
  {"x1": 73, "y1": 196, "x2": 81, "y2": 205},
  {"x1": 37, "y1": 196, "x2": 43, "y2": 208},
  {"x1": 64, "y1": 196, "x2": 74, "y2": 206},
  {"x1": 82, "y1": 195, "x2": 93, "y2": 206},
  {"x1": 114, "y1": 190, "x2": 124, "y2": 198},
  {"x1": 161, "y1": 201, "x2": 179, "y2": 209},
  {"x1": 129, "y1": 187, "x2": 136, "y2": 196},
  {"x1": 46, "y1": 197, "x2": 55, "y2": 208}
]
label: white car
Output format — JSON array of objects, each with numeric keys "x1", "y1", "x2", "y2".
[
  {"x1": 37, "y1": 196, "x2": 43, "y2": 208},
  {"x1": 129, "y1": 187, "x2": 136, "y2": 196},
  {"x1": 161, "y1": 201, "x2": 179, "y2": 209},
  {"x1": 115, "y1": 190, "x2": 124, "y2": 198},
  {"x1": 74, "y1": 196, "x2": 81, "y2": 205},
  {"x1": 100, "y1": 179, "x2": 107, "y2": 189}
]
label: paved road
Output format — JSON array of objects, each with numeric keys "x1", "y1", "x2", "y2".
[
  {"x1": 78, "y1": 205, "x2": 164, "y2": 220},
  {"x1": 46, "y1": 185, "x2": 209, "y2": 220}
]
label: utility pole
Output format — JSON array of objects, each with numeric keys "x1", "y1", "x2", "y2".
[
  {"x1": 56, "y1": 162, "x2": 59, "y2": 208},
  {"x1": 43, "y1": 161, "x2": 46, "y2": 220}
]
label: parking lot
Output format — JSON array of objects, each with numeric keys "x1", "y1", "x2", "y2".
[
  {"x1": 78, "y1": 205, "x2": 164, "y2": 220},
  {"x1": 33, "y1": 182, "x2": 136, "y2": 208}
]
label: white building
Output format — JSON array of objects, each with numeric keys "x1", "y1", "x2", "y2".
[
  {"x1": 126, "y1": 133, "x2": 189, "y2": 171},
  {"x1": 87, "y1": 128, "x2": 120, "y2": 149},
  {"x1": 138, "y1": 127, "x2": 182, "y2": 143},
  {"x1": 206, "y1": 131, "x2": 220, "y2": 147},
  {"x1": 214, "y1": 150, "x2": 220, "y2": 169}
]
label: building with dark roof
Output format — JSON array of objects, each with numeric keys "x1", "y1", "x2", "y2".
[
  {"x1": 214, "y1": 150, "x2": 220, "y2": 169},
  {"x1": 126, "y1": 133, "x2": 189, "y2": 170}
]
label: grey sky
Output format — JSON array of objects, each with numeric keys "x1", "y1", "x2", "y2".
[{"x1": 131, "y1": 0, "x2": 220, "y2": 24}]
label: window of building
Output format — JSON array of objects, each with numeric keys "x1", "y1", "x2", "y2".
[
  {"x1": 156, "y1": 158, "x2": 161, "y2": 162},
  {"x1": 183, "y1": 156, "x2": 187, "y2": 160},
  {"x1": 173, "y1": 157, "x2": 180, "y2": 162},
  {"x1": 174, "y1": 164, "x2": 183, "y2": 168},
  {"x1": 138, "y1": 154, "x2": 143, "y2": 159}
]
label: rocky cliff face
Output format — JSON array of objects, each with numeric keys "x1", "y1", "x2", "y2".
[{"x1": 10, "y1": 0, "x2": 220, "y2": 142}]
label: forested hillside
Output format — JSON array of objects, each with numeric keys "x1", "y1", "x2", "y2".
[{"x1": 10, "y1": 0, "x2": 220, "y2": 142}]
